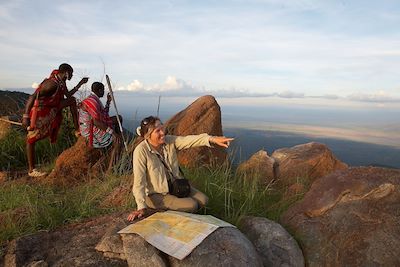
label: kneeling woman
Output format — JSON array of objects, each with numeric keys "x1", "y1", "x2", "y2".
[{"x1": 127, "y1": 116, "x2": 233, "y2": 221}]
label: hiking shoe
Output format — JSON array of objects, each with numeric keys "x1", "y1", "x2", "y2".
[{"x1": 28, "y1": 169, "x2": 47, "y2": 177}]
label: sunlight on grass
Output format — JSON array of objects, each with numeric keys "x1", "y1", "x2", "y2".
[{"x1": 0, "y1": 174, "x2": 132, "y2": 246}]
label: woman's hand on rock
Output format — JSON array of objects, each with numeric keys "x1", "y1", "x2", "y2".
[
  {"x1": 210, "y1": 136, "x2": 234, "y2": 148},
  {"x1": 127, "y1": 208, "x2": 146, "y2": 222}
]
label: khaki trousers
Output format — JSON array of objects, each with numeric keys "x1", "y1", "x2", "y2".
[{"x1": 145, "y1": 187, "x2": 209, "y2": 213}]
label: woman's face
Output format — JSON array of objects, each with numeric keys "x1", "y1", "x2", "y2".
[{"x1": 148, "y1": 120, "x2": 165, "y2": 147}]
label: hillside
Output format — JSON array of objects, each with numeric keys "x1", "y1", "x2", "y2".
[{"x1": 0, "y1": 90, "x2": 29, "y2": 117}]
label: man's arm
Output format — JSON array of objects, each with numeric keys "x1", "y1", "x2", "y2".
[
  {"x1": 65, "y1": 77, "x2": 89, "y2": 98},
  {"x1": 105, "y1": 93, "x2": 112, "y2": 114}
]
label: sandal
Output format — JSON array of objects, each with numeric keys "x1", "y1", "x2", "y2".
[{"x1": 28, "y1": 169, "x2": 47, "y2": 177}]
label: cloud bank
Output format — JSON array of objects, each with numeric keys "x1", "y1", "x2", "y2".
[{"x1": 115, "y1": 76, "x2": 400, "y2": 103}]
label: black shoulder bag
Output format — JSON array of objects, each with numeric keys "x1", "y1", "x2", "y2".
[{"x1": 156, "y1": 153, "x2": 191, "y2": 198}]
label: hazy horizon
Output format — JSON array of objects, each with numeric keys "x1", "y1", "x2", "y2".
[
  {"x1": 3, "y1": 87, "x2": 399, "y2": 167},
  {"x1": 5, "y1": 88, "x2": 399, "y2": 150}
]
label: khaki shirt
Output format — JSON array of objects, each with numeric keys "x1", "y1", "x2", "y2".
[{"x1": 132, "y1": 133, "x2": 211, "y2": 210}]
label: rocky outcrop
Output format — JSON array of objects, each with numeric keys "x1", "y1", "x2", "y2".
[
  {"x1": 2, "y1": 210, "x2": 263, "y2": 267},
  {"x1": 2, "y1": 212, "x2": 129, "y2": 267},
  {"x1": 239, "y1": 216, "x2": 304, "y2": 267},
  {"x1": 46, "y1": 137, "x2": 108, "y2": 184},
  {"x1": 168, "y1": 227, "x2": 262, "y2": 267},
  {"x1": 98, "y1": 225, "x2": 262, "y2": 267},
  {"x1": 164, "y1": 95, "x2": 226, "y2": 167},
  {"x1": 121, "y1": 234, "x2": 168, "y2": 267},
  {"x1": 238, "y1": 142, "x2": 347, "y2": 189},
  {"x1": 95, "y1": 220, "x2": 128, "y2": 261},
  {"x1": 272, "y1": 142, "x2": 348, "y2": 184},
  {"x1": 236, "y1": 150, "x2": 277, "y2": 184},
  {"x1": 281, "y1": 167, "x2": 400, "y2": 267}
]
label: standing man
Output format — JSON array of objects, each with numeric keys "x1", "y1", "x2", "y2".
[
  {"x1": 22, "y1": 63, "x2": 89, "y2": 177},
  {"x1": 79, "y1": 82, "x2": 122, "y2": 172}
]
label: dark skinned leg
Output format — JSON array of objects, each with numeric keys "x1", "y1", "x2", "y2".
[
  {"x1": 59, "y1": 97, "x2": 79, "y2": 131},
  {"x1": 69, "y1": 99, "x2": 79, "y2": 131},
  {"x1": 27, "y1": 142, "x2": 35, "y2": 172},
  {"x1": 110, "y1": 115, "x2": 123, "y2": 134}
]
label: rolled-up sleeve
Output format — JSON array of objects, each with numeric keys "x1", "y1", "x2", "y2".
[
  {"x1": 132, "y1": 146, "x2": 148, "y2": 210},
  {"x1": 170, "y1": 133, "x2": 211, "y2": 150}
]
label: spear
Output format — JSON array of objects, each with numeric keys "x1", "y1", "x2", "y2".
[
  {"x1": 0, "y1": 117, "x2": 23, "y2": 126},
  {"x1": 106, "y1": 75, "x2": 128, "y2": 152}
]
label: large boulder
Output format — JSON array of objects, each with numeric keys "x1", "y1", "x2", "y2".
[
  {"x1": 239, "y1": 216, "x2": 304, "y2": 267},
  {"x1": 95, "y1": 220, "x2": 128, "y2": 261},
  {"x1": 236, "y1": 150, "x2": 277, "y2": 185},
  {"x1": 168, "y1": 227, "x2": 262, "y2": 267},
  {"x1": 121, "y1": 234, "x2": 167, "y2": 267},
  {"x1": 281, "y1": 167, "x2": 400, "y2": 267},
  {"x1": 47, "y1": 137, "x2": 107, "y2": 184},
  {"x1": 164, "y1": 95, "x2": 226, "y2": 167},
  {"x1": 96, "y1": 222, "x2": 262, "y2": 266},
  {"x1": 272, "y1": 142, "x2": 348, "y2": 184}
]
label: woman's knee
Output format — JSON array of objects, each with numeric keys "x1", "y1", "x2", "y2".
[{"x1": 167, "y1": 196, "x2": 198, "y2": 212}]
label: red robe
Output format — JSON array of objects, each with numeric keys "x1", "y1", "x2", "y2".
[{"x1": 27, "y1": 70, "x2": 66, "y2": 144}]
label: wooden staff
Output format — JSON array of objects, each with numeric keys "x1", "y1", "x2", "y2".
[
  {"x1": 0, "y1": 117, "x2": 23, "y2": 126},
  {"x1": 106, "y1": 74, "x2": 128, "y2": 152}
]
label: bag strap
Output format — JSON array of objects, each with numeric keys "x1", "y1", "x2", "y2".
[
  {"x1": 155, "y1": 152, "x2": 175, "y2": 183},
  {"x1": 154, "y1": 148, "x2": 186, "y2": 181}
]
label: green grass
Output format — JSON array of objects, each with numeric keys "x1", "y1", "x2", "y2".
[
  {"x1": 0, "y1": 111, "x2": 77, "y2": 171},
  {"x1": 184, "y1": 163, "x2": 307, "y2": 225},
  {"x1": 0, "y1": 175, "x2": 135, "y2": 250}
]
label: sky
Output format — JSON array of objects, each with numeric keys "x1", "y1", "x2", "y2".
[{"x1": 1, "y1": 0, "x2": 400, "y2": 107}]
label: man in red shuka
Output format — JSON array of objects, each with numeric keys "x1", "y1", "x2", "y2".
[
  {"x1": 79, "y1": 82, "x2": 122, "y2": 173},
  {"x1": 22, "y1": 63, "x2": 88, "y2": 177}
]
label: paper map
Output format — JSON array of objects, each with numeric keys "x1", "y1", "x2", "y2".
[{"x1": 118, "y1": 210, "x2": 234, "y2": 260}]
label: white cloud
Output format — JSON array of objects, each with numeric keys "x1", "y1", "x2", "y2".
[
  {"x1": 347, "y1": 91, "x2": 400, "y2": 103},
  {"x1": 119, "y1": 76, "x2": 197, "y2": 93},
  {"x1": 126, "y1": 80, "x2": 144, "y2": 91},
  {"x1": 276, "y1": 91, "x2": 305, "y2": 98}
]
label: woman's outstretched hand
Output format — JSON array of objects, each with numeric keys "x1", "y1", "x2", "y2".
[
  {"x1": 210, "y1": 136, "x2": 234, "y2": 148},
  {"x1": 127, "y1": 208, "x2": 147, "y2": 222}
]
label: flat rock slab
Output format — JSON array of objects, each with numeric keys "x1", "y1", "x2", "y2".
[{"x1": 2, "y1": 212, "x2": 130, "y2": 267}]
